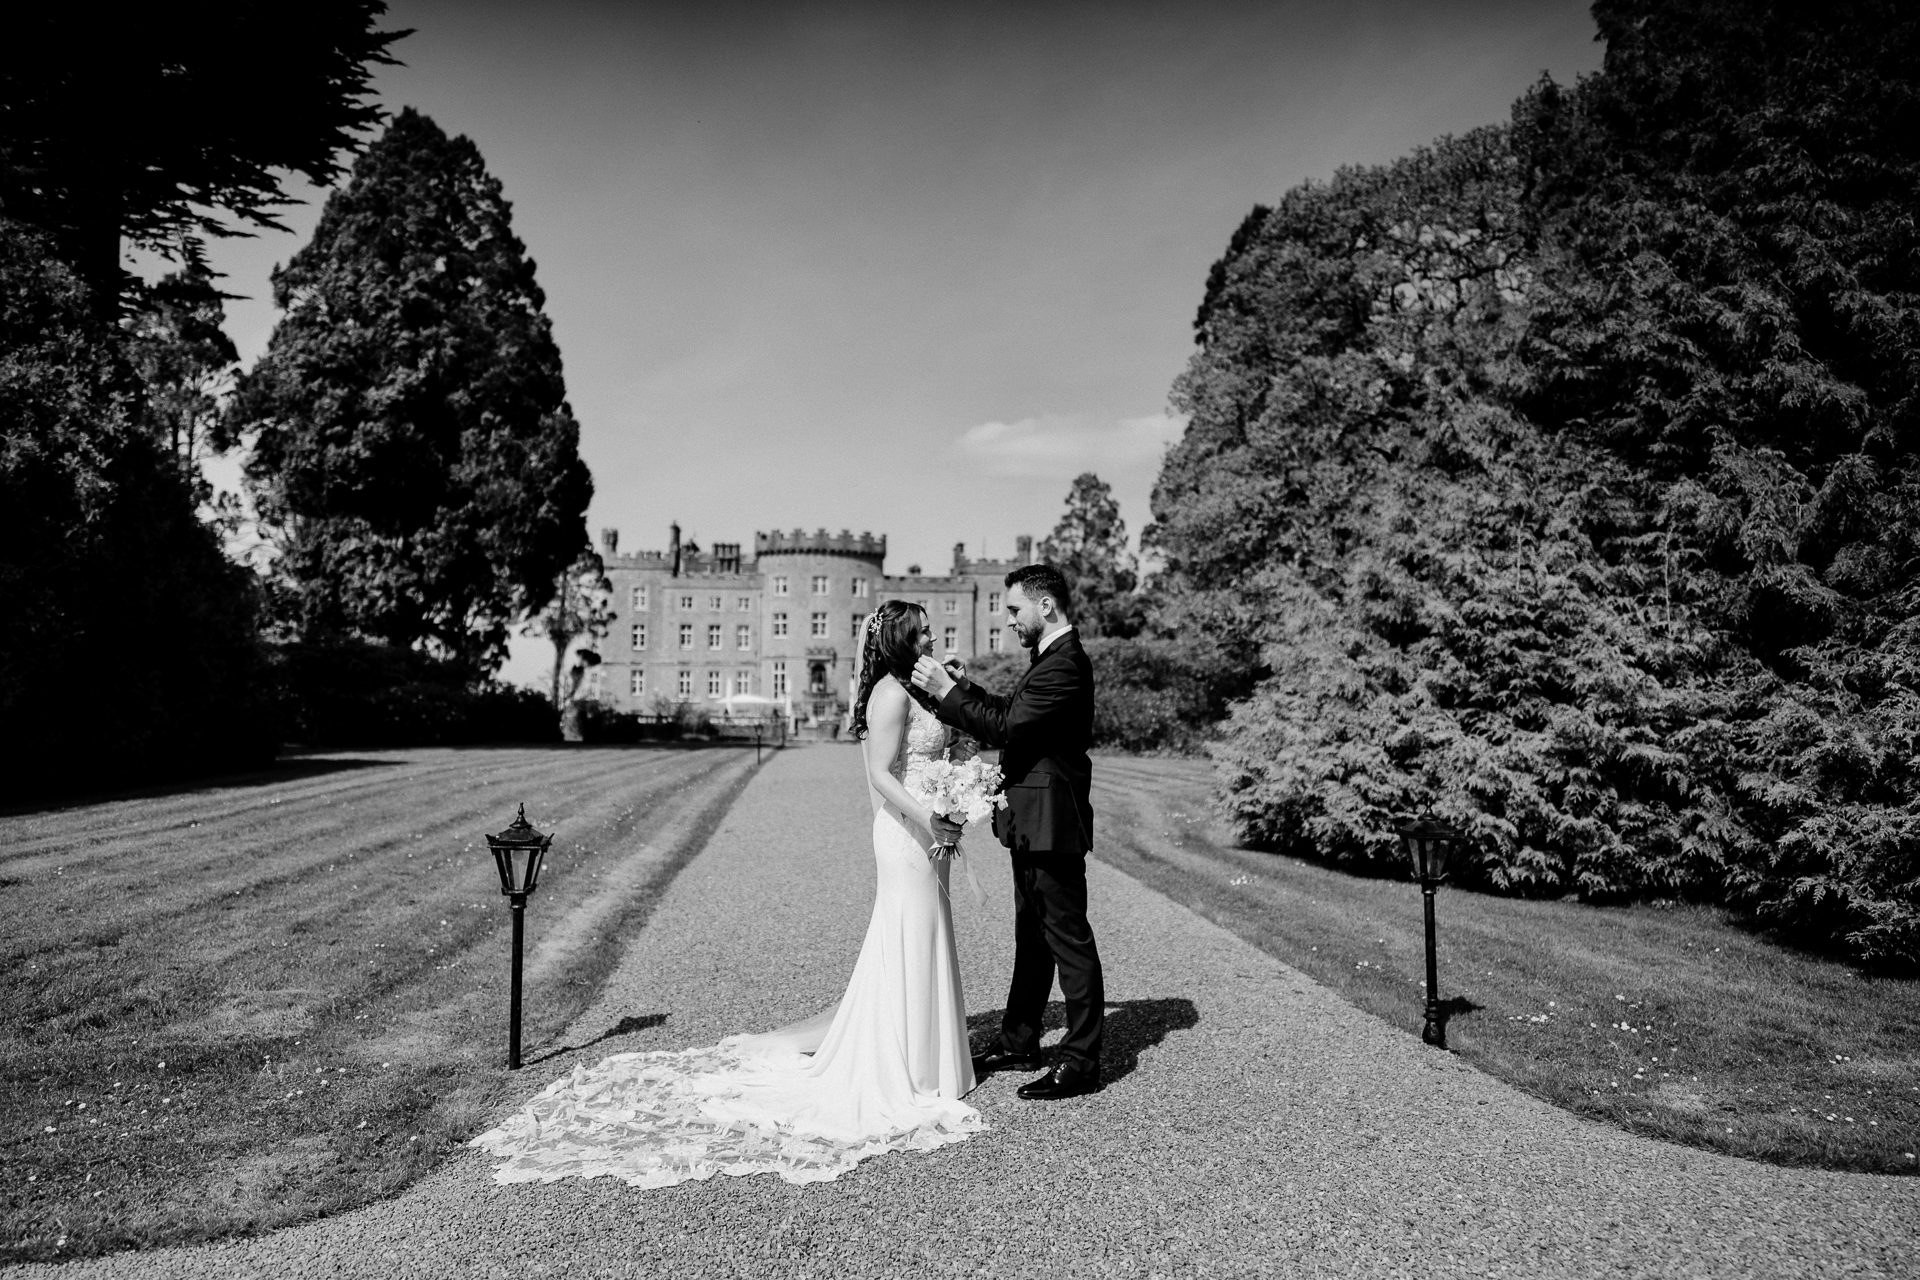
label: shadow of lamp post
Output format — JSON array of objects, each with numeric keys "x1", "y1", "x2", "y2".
[
  {"x1": 486, "y1": 804, "x2": 553, "y2": 1069},
  {"x1": 1396, "y1": 815, "x2": 1463, "y2": 1049}
]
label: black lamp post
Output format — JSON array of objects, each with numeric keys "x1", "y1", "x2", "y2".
[
  {"x1": 486, "y1": 804, "x2": 553, "y2": 1069},
  {"x1": 1396, "y1": 815, "x2": 1463, "y2": 1049}
]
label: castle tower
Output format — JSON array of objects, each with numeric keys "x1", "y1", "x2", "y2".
[{"x1": 753, "y1": 528, "x2": 887, "y2": 723}]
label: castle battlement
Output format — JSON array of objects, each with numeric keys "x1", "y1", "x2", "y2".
[
  {"x1": 754, "y1": 528, "x2": 886, "y2": 559},
  {"x1": 883, "y1": 572, "x2": 968, "y2": 587}
]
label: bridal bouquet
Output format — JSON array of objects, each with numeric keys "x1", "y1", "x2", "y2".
[
  {"x1": 915, "y1": 752, "x2": 1007, "y2": 848},
  {"x1": 911, "y1": 751, "x2": 1005, "y2": 908}
]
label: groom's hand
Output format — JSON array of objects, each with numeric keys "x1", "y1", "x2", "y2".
[{"x1": 911, "y1": 655, "x2": 955, "y2": 700}]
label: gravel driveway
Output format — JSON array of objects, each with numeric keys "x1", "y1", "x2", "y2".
[{"x1": 10, "y1": 745, "x2": 1916, "y2": 1279}]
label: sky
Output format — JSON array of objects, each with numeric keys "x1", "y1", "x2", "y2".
[{"x1": 193, "y1": 0, "x2": 1606, "y2": 684}]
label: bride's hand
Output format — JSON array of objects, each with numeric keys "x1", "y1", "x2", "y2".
[{"x1": 930, "y1": 813, "x2": 964, "y2": 846}]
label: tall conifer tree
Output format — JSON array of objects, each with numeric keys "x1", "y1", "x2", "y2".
[
  {"x1": 0, "y1": 4, "x2": 404, "y2": 316},
  {"x1": 1040, "y1": 472, "x2": 1142, "y2": 638},
  {"x1": 0, "y1": 221, "x2": 269, "y2": 796},
  {"x1": 233, "y1": 108, "x2": 593, "y2": 677}
]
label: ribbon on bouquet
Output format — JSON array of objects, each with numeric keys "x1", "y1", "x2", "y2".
[{"x1": 932, "y1": 840, "x2": 989, "y2": 908}]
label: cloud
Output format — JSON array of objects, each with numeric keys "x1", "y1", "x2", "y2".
[{"x1": 953, "y1": 412, "x2": 1187, "y2": 479}]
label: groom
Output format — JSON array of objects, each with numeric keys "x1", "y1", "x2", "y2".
[{"x1": 912, "y1": 563, "x2": 1104, "y2": 1100}]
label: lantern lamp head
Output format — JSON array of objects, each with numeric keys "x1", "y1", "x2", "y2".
[
  {"x1": 487, "y1": 803, "x2": 553, "y2": 899},
  {"x1": 1395, "y1": 815, "x2": 1462, "y2": 884}
]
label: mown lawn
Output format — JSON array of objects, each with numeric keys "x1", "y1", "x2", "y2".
[
  {"x1": 1091, "y1": 756, "x2": 1920, "y2": 1176},
  {"x1": 1, "y1": 745, "x2": 759, "y2": 1264}
]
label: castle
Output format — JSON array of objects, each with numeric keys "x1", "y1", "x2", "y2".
[{"x1": 591, "y1": 523, "x2": 1038, "y2": 724}]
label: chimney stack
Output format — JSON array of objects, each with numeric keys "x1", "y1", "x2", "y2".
[
  {"x1": 1015, "y1": 534, "x2": 1033, "y2": 564},
  {"x1": 953, "y1": 542, "x2": 966, "y2": 571},
  {"x1": 669, "y1": 521, "x2": 682, "y2": 577},
  {"x1": 601, "y1": 527, "x2": 619, "y2": 556}
]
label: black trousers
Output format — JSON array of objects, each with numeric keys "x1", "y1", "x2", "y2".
[{"x1": 999, "y1": 854, "x2": 1105, "y2": 1072}]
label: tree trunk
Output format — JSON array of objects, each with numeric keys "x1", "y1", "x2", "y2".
[
  {"x1": 548, "y1": 632, "x2": 573, "y2": 708},
  {"x1": 63, "y1": 161, "x2": 125, "y2": 325}
]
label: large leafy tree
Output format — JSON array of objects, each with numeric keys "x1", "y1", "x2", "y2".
[
  {"x1": 0, "y1": 3, "x2": 405, "y2": 316},
  {"x1": 1039, "y1": 472, "x2": 1142, "y2": 638},
  {"x1": 1154, "y1": 0, "x2": 1920, "y2": 966},
  {"x1": 0, "y1": 220, "x2": 269, "y2": 796},
  {"x1": 232, "y1": 108, "x2": 594, "y2": 677},
  {"x1": 1508, "y1": 0, "x2": 1920, "y2": 964}
]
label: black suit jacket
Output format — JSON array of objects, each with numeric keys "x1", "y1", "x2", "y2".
[{"x1": 937, "y1": 629, "x2": 1094, "y2": 856}]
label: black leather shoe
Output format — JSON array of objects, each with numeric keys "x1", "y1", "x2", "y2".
[
  {"x1": 1016, "y1": 1066, "x2": 1101, "y2": 1100},
  {"x1": 972, "y1": 1047, "x2": 1046, "y2": 1075}
]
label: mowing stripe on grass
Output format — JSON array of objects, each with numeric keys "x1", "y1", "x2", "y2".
[{"x1": 1, "y1": 744, "x2": 766, "y2": 1264}]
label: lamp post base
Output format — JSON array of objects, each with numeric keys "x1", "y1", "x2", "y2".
[{"x1": 1421, "y1": 1000, "x2": 1447, "y2": 1049}]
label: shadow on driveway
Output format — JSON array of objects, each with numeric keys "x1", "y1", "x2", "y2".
[
  {"x1": 524, "y1": 1013, "x2": 671, "y2": 1067},
  {"x1": 969, "y1": 996, "x2": 1200, "y2": 1086}
]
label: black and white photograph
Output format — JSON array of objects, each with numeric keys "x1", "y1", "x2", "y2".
[{"x1": 3, "y1": 1, "x2": 1918, "y2": 1275}]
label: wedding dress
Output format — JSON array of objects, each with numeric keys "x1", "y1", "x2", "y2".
[{"x1": 471, "y1": 696, "x2": 982, "y2": 1187}]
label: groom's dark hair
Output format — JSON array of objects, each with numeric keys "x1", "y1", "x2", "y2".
[{"x1": 1005, "y1": 563, "x2": 1073, "y2": 619}]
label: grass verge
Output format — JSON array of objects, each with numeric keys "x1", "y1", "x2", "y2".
[
  {"x1": 2, "y1": 744, "x2": 760, "y2": 1263},
  {"x1": 1091, "y1": 755, "x2": 1920, "y2": 1175}
]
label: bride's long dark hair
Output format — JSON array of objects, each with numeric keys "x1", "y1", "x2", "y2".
[{"x1": 851, "y1": 600, "x2": 940, "y2": 741}]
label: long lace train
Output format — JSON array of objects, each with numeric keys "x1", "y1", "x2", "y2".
[{"x1": 469, "y1": 1039, "x2": 980, "y2": 1187}]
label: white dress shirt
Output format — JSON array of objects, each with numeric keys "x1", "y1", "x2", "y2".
[{"x1": 1036, "y1": 624, "x2": 1076, "y2": 656}]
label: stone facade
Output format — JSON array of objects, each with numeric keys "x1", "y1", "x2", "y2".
[{"x1": 592, "y1": 523, "x2": 1036, "y2": 724}]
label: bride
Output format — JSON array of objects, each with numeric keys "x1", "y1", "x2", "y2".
[{"x1": 471, "y1": 599, "x2": 984, "y2": 1187}]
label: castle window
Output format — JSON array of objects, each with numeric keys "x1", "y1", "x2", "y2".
[
  {"x1": 772, "y1": 576, "x2": 789, "y2": 596},
  {"x1": 772, "y1": 613, "x2": 788, "y2": 637},
  {"x1": 989, "y1": 592, "x2": 1001, "y2": 614},
  {"x1": 677, "y1": 668, "x2": 693, "y2": 697},
  {"x1": 736, "y1": 625, "x2": 751, "y2": 650},
  {"x1": 943, "y1": 598, "x2": 958, "y2": 614},
  {"x1": 734, "y1": 670, "x2": 752, "y2": 695},
  {"x1": 989, "y1": 631, "x2": 1002, "y2": 653},
  {"x1": 707, "y1": 595, "x2": 723, "y2": 611},
  {"x1": 632, "y1": 586, "x2": 649, "y2": 611},
  {"x1": 678, "y1": 624, "x2": 693, "y2": 650},
  {"x1": 811, "y1": 575, "x2": 830, "y2": 595},
  {"x1": 851, "y1": 577, "x2": 869, "y2": 599},
  {"x1": 707, "y1": 670, "x2": 723, "y2": 697},
  {"x1": 944, "y1": 626, "x2": 957, "y2": 653},
  {"x1": 772, "y1": 661, "x2": 788, "y2": 697},
  {"x1": 631, "y1": 623, "x2": 647, "y2": 650},
  {"x1": 736, "y1": 596, "x2": 753, "y2": 611},
  {"x1": 707, "y1": 624, "x2": 722, "y2": 650},
  {"x1": 678, "y1": 593, "x2": 694, "y2": 611},
  {"x1": 810, "y1": 612, "x2": 829, "y2": 638},
  {"x1": 630, "y1": 669, "x2": 645, "y2": 696},
  {"x1": 851, "y1": 613, "x2": 865, "y2": 637}
]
